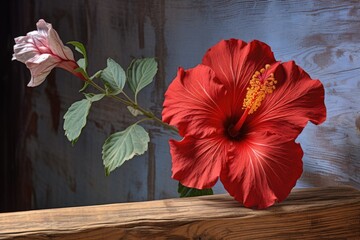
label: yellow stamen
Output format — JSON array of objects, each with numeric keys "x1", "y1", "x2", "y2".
[
  {"x1": 242, "y1": 64, "x2": 277, "y2": 114},
  {"x1": 230, "y1": 64, "x2": 277, "y2": 135}
]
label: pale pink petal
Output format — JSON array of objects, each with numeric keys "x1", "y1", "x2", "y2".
[
  {"x1": 48, "y1": 27, "x2": 75, "y2": 61},
  {"x1": 12, "y1": 35, "x2": 42, "y2": 63},
  {"x1": 27, "y1": 71, "x2": 50, "y2": 87},
  {"x1": 12, "y1": 19, "x2": 80, "y2": 86},
  {"x1": 12, "y1": 42, "x2": 37, "y2": 62},
  {"x1": 36, "y1": 19, "x2": 51, "y2": 36},
  {"x1": 25, "y1": 54, "x2": 60, "y2": 87},
  {"x1": 14, "y1": 35, "x2": 32, "y2": 44}
]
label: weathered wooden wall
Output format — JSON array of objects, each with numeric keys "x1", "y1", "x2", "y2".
[{"x1": 3, "y1": 0, "x2": 360, "y2": 211}]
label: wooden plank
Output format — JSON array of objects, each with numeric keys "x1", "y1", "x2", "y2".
[{"x1": 0, "y1": 186, "x2": 359, "y2": 239}]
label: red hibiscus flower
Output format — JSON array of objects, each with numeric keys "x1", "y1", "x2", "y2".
[
  {"x1": 162, "y1": 39, "x2": 326, "y2": 209},
  {"x1": 12, "y1": 19, "x2": 84, "y2": 87}
]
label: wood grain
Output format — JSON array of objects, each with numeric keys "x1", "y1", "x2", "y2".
[{"x1": 0, "y1": 186, "x2": 359, "y2": 239}]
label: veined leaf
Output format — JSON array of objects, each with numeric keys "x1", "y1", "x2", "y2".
[
  {"x1": 178, "y1": 182, "x2": 213, "y2": 198},
  {"x1": 102, "y1": 124, "x2": 150, "y2": 175},
  {"x1": 63, "y1": 99, "x2": 92, "y2": 144},
  {"x1": 127, "y1": 58, "x2": 158, "y2": 101},
  {"x1": 101, "y1": 58, "x2": 126, "y2": 95}
]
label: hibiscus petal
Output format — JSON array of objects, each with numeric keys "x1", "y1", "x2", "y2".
[
  {"x1": 202, "y1": 39, "x2": 276, "y2": 93},
  {"x1": 220, "y1": 133, "x2": 303, "y2": 209},
  {"x1": 25, "y1": 54, "x2": 60, "y2": 87},
  {"x1": 247, "y1": 61, "x2": 326, "y2": 139},
  {"x1": 36, "y1": 19, "x2": 51, "y2": 36},
  {"x1": 13, "y1": 19, "x2": 80, "y2": 86},
  {"x1": 48, "y1": 27, "x2": 75, "y2": 61},
  {"x1": 34, "y1": 19, "x2": 75, "y2": 61},
  {"x1": 170, "y1": 135, "x2": 227, "y2": 189},
  {"x1": 27, "y1": 71, "x2": 51, "y2": 87},
  {"x1": 12, "y1": 41, "x2": 38, "y2": 63},
  {"x1": 162, "y1": 65, "x2": 228, "y2": 137}
]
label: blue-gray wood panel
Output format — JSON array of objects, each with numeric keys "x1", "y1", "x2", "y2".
[{"x1": 10, "y1": 0, "x2": 360, "y2": 209}]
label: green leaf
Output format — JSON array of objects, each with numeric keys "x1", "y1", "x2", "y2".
[
  {"x1": 77, "y1": 58, "x2": 86, "y2": 70},
  {"x1": 68, "y1": 41, "x2": 88, "y2": 69},
  {"x1": 101, "y1": 58, "x2": 126, "y2": 95},
  {"x1": 68, "y1": 41, "x2": 87, "y2": 57},
  {"x1": 102, "y1": 124, "x2": 150, "y2": 175},
  {"x1": 127, "y1": 106, "x2": 143, "y2": 117},
  {"x1": 63, "y1": 99, "x2": 92, "y2": 144},
  {"x1": 178, "y1": 182, "x2": 213, "y2": 198},
  {"x1": 79, "y1": 82, "x2": 90, "y2": 93},
  {"x1": 90, "y1": 70, "x2": 102, "y2": 80},
  {"x1": 84, "y1": 93, "x2": 105, "y2": 102},
  {"x1": 127, "y1": 58, "x2": 158, "y2": 101}
]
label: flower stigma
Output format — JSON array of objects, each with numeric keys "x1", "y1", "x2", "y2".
[{"x1": 229, "y1": 64, "x2": 277, "y2": 137}]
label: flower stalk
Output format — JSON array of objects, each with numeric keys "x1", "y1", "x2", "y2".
[{"x1": 84, "y1": 75, "x2": 178, "y2": 134}]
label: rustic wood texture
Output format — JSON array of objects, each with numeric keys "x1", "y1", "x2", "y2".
[
  {"x1": 0, "y1": 186, "x2": 359, "y2": 239},
  {"x1": 4, "y1": 0, "x2": 360, "y2": 210}
]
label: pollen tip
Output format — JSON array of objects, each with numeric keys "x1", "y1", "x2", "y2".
[{"x1": 242, "y1": 64, "x2": 278, "y2": 114}]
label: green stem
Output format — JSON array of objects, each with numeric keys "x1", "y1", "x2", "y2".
[
  {"x1": 85, "y1": 78, "x2": 178, "y2": 134},
  {"x1": 121, "y1": 91, "x2": 134, "y2": 104},
  {"x1": 129, "y1": 102, "x2": 178, "y2": 133}
]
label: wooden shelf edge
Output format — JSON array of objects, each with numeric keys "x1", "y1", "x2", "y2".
[{"x1": 0, "y1": 186, "x2": 359, "y2": 239}]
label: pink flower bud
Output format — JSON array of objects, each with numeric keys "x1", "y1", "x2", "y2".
[{"x1": 12, "y1": 19, "x2": 83, "y2": 87}]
